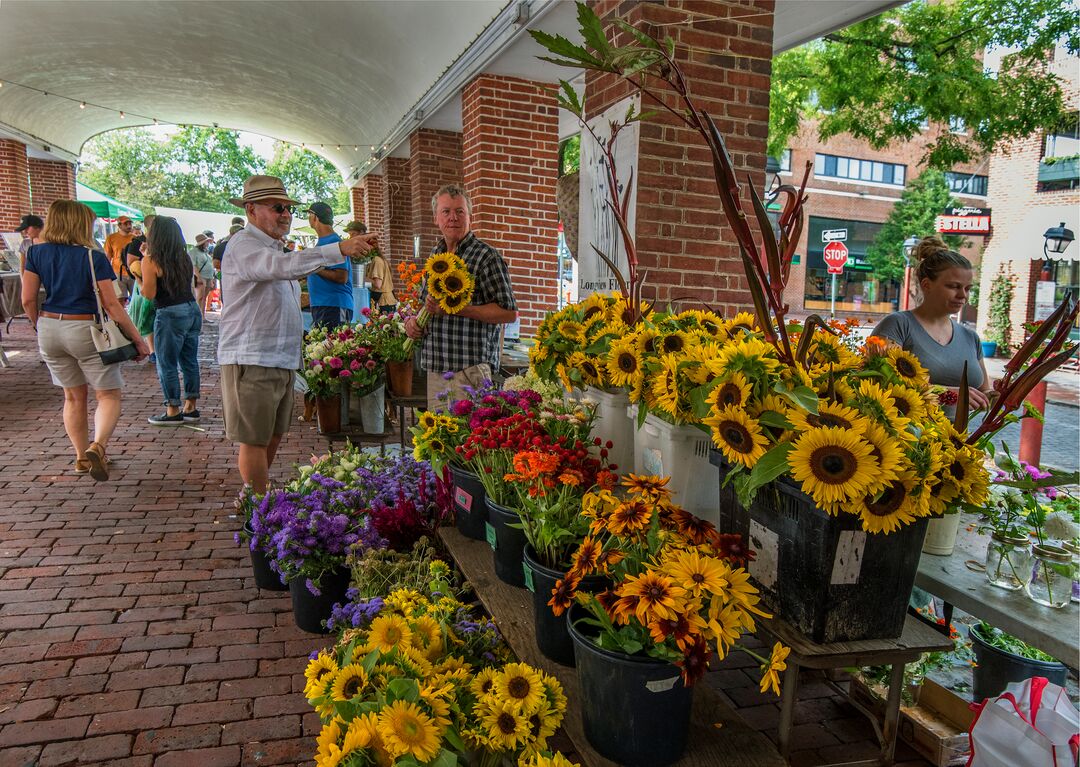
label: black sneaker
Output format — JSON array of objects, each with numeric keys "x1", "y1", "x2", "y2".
[
  {"x1": 182, "y1": 410, "x2": 201, "y2": 422},
  {"x1": 148, "y1": 412, "x2": 185, "y2": 426}
]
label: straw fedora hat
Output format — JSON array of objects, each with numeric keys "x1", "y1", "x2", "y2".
[{"x1": 229, "y1": 175, "x2": 299, "y2": 208}]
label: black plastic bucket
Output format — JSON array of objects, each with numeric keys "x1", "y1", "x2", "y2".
[
  {"x1": 486, "y1": 499, "x2": 528, "y2": 588},
  {"x1": 289, "y1": 566, "x2": 352, "y2": 634},
  {"x1": 523, "y1": 547, "x2": 609, "y2": 666},
  {"x1": 448, "y1": 466, "x2": 488, "y2": 541},
  {"x1": 969, "y1": 623, "x2": 1068, "y2": 702},
  {"x1": 567, "y1": 604, "x2": 693, "y2": 766},
  {"x1": 244, "y1": 523, "x2": 288, "y2": 591}
]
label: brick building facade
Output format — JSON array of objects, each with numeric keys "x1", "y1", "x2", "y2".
[{"x1": 976, "y1": 51, "x2": 1079, "y2": 344}]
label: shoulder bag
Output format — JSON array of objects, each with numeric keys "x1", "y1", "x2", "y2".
[{"x1": 87, "y1": 248, "x2": 138, "y2": 364}]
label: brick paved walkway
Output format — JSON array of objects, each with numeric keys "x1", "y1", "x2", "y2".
[{"x1": 0, "y1": 317, "x2": 934, "y2": 766}]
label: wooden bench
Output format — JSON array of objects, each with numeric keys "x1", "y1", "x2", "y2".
[
  {"x1": 439, "y1": 527, "x2": 785, "y2": 767},
  {"x1": 758, "y1": 614, "x2": 952, "y2": 766}
]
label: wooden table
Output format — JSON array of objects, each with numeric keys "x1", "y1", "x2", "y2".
[
  {"x1": 758, "y1": 615, "x2": 952, "y2": 766},
  {"x1": 439, "y1": 527, "x2": 785, "y2": 767},
  {"x1": 916, "y1": 521, "x2": 1079, "y2": 664}
]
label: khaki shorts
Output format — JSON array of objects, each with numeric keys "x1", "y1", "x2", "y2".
[
  {"x1": 37, "y1": 317, "x2": 124, "y2": 391},
  {"x1": 221, "y1": 364, "x2": 294, "y2": 446},
  {"x1": 426, "y1": 363, "x2": 492, "y2": 411}
]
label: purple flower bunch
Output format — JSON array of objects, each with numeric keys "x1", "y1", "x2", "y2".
[
  {"x1": 447, "y1": 383, "x2": 543, "y2": 429},
  {"x1": 250, "y1": 479, "x2": 387, "y2": 591},
  {"x1": 355, "y1": 455, "x2": 450, "y2": 549},
  {"x1": 326, "y1": 591, "x2": 384, "y2": 632},
  {"x1": 453, "y1": 607, "x2": 504, "y2": 665}
]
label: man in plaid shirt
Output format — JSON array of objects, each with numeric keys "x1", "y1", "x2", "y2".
[{"x1": 405, "y1": 184, "x2": 517, "y2": 409}]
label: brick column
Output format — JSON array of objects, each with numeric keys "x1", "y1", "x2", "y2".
[
  {"x1": 28, "y1": 158, "x2": 76, "y2": 217},
  {"x1": 0, "y1": 140, "x2": 32, "y2": 232},
  {"x1": 383, "y1": 157, "x2": 412, "y2": 269},
  {"x1": 350, "y1": 186, "x2": 364, "y2": 222},
  {"x1": 584, "y1": 0, "x2": 774, "y2": 315},
  {"x1": 361, "y1": 173, "x2": 386, "y2": 241},
  {"x1": 409, "y1": 129, "x2": 463, "y2": 254},
  {"x1": 462, "y1": 74, "x2": 560, "y2": 334}
]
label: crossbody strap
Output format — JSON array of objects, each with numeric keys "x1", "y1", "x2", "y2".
[{"x1": 87, "y1": 248, "x2": 106, "y2": 325}]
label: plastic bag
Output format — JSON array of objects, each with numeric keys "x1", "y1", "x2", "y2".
[{"x1": 969, "y1": 677, "x2": 1079, "y2": 767}]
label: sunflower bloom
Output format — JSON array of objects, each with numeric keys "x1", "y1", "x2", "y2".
[
  {"x1": 366, "y1": 614, "x2": 413, "y2": 653},
  {"x1": 846, "y1": 471, "x2": 926, "y2": 534},
  {"x1": 707, "y1": 372, "x2": 752, "y2": 409},
  {"x1": 377, "y1": 700, "x2": 441, "y2": 762},
  {"x1": 704, "y1": 406, "x2": 769, "y2": 469},
  {"x1": 480, "y1": 698, "x2": 530, "y2": 750},
  {"x1": 789, "y1": 427, "x2": 878, "y2": 506},
  {"x1": 329, "y1": 663, "x2": 368, "y2": 702},
  {"x1": 495, "y1": 662, "x2": 546, "y2": 714}
]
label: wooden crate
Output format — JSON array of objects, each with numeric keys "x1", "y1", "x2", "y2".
[{"x1": 849, "y1": 677, "x2": 974, "y2": 767}]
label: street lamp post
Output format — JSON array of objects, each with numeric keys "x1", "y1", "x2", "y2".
[
  {"x1": 1019, "y1": 223, "x2": 1075, "y2": 467},
  {"x1": 900, "y1": 235, "x2": 920, "y2": 311}
]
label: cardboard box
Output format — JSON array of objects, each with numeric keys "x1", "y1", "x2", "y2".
[{"x1": 849, "y1": 677, "x2": 974, "y2": 767}]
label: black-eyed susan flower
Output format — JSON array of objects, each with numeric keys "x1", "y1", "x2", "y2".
[
  {"x1": 616, "y1": 571, "x2": 686, "y2": 624},
  {"x1": 759, "y1": 642, "x2": 790, "y2": 696},
  {"x1": 663, "y1": 548, "x2": 731, "y2": 598},
  {"x1": 788, "y1": 427, "x2": 877, "y2": 506}
]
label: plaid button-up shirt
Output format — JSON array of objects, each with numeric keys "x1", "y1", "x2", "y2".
[{"x1": 420, "y1": 232, "x2": 517, "y2": 374}]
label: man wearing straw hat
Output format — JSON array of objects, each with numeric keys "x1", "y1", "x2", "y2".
[{"x1": 218, "y1": 175, "x2": 377, "y2": 492}]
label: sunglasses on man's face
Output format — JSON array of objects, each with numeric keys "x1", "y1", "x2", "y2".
[{"x1": 257, "y1": 203, "x2": 296, "y2": 215}]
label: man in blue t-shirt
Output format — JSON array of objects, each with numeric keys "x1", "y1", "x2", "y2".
[{"x1": 304, "y1": 202, "x2": 353, "y2": 327}]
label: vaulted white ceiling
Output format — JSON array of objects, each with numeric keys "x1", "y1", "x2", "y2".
[{"x1": 0, "y1": 0, "x2": 904, "y2": 182}]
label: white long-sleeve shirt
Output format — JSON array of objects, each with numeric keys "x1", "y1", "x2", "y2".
[{"x1": 217, "y1": 224, "x2": 344, "y2": 369}]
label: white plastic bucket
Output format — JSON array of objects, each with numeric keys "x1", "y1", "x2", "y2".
[
  {"x1": 356, "y1": 384, "x2": 385, "y2": 434},
  {"x1": 631, "y1": 410, "x2": 719, "y2": 525},
  {"x1": 582, "y1": 387, "x2": 634, "y2": 477},
  {"x1": 922, "y1": 514, "x2": 961, "y2": 556}
]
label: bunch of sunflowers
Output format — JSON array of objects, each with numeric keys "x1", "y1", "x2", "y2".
[
  {"x1": 403, "y1": 252, "x2": 476, "y2": 354},
  {"x1": 557, "y1": 474, "x2": 788, "y2": 692},
  {"x1": 529, "y1": 291, "x2": 650, "y2": 391},
  {"x1": 306, "y1": 567, "x2": 577, "y2": 767},
  {"x1": 703, "y1": 331, "x2": 991, "y2": 534}
]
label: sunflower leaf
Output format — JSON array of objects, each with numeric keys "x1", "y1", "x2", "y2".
[
  {"x1": 757, "y1": 410, "x2": 793, "y2": 430},
  {"x1": 432, "y1": 746, "x2": 460, "y2": 766},
  {"x1": 690, "y1": 385, "x2": 713, "y2": 420},
  {"x1": 385, "y1": 677, "x2": 419, "y2": 703},
  {"x1": 774, "y1": 381, "x2": 819, "y2": 414},
  {"x1": 361, "y1": 648, "x2": 380, "y2": 674},
  {"x1": 637, "y1": 400, "x2": 649, "y2": 428},
  {"x1": 746, "y1": 443, "x2": 794, "y2": 495}
]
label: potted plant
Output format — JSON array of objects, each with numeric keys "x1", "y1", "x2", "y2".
[
  {"x1": 983, "y1": 266, "x2": 1015, "y2": 358},
  {"x1": 233, "y1": 485, "x2": 289, "y2": 591},
  {"x1": 360, "y1": 307, "x2": 414, "y2": 396},
  {"x1": 559, "y1": 477, "x2": 784, "y2": 766},
  {"x1": 968, "y1": 621, "x2": 1067, "y2": 702}
]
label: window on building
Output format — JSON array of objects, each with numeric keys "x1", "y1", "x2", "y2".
[
  {"x1": 948, "y1": 117, "x2": 968, "y2": 135},
  {"x1": 814, "y1": 153, "x2": 906, "y2": 186},
  {"x1": 944, "y1": 171, "x2": 988, "y2": 197},
  {"x1": 803, "y1": 216, "x2": 900, "y2": 315},
  {"x1": 779, "y1": 149, "x2": 792, "y2": 172},
  {"x1": 1039, "y1": 116, "x2": 1080, "y2": 192}
]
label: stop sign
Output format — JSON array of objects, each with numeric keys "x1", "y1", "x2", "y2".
[{"x1": 823, "y1": 241, "x2": 849, "y2": 274}]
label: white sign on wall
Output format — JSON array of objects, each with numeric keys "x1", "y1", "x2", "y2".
[{"x1": 576, "y1": 94, "x2": 639, "y2": 299}]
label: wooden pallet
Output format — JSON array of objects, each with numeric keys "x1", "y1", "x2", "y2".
[{"x1": 439, "y1": 527, "x2": 785, "y2": 767}]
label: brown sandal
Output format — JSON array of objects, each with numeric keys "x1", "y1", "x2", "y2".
[{"x1": 85, "y1": 442, "x2": 109, "y2": 481}]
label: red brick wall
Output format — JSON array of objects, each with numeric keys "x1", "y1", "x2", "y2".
[
  {"x1": 409, "y1": 129, "x2": 463, "y2": 255},
  {"x1": 28, "y1": 159, "x2": 76, "y2": 218},
  {"x1": 461, "y1": 74, "x2": 560, "y2": 334},
  {"x1": 0, "y1": 140, "x2": 32, "y2": 232},
  {"x1": 361, "y1": 174, "x2": 386, "y2": 244},
  {"x1": 383, "y1": 157, "x2": 412, "y2": 270},
  {"x1": 584, "y1": 0, "x2": 775, "y2": 316},
  {"x1": 350, "y1": 186, "x2": 364, "y2": 221}
]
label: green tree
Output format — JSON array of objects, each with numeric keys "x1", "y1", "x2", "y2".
[
  {"x1": 78, "y1": 128, "x2": 169, "y2": 214},
  {"x1": 864, "y1": 170, "x2": 963, "y2": 282},
  {"x1": 265, "y1": 142, "x2": 352, "y2": 217},
  {"x1": 559, "y1": 135, "x2": 581, "y2": 175},
  {"x1": 768, "y1": 0, "x2": 1079, "y2": 168},
  {"x1": 161, "y1": 127, "x2": 262, "y2": 212}
]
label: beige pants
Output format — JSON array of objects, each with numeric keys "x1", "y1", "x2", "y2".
[{"x1": 426, "y1": 363, "x2": 492, "y2": 411}]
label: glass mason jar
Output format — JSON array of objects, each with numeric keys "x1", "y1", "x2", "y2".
[
  {"x1": 1025, "y1": 544, "x2": 1074, "y2": 609},
  {"x1": 984, "y1": 532, "x2": 1032, "y2": 591},
  {"x1": 1060, "y1": 541, "x2": 1079, "y2": 603}
]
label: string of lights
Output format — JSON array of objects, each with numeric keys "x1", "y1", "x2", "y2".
[{"x1": 0, "y1": 76, "x2": 390, "y2": 175}]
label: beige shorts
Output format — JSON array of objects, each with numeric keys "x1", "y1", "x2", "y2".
[
  {"x1": 37, "y1": 317, "x2": 124, "y2": 391},
  {"x1": 426, "y1": 363, "x2": 492, "y2": 411},
  {"x1": 221, "y1": 364, "x2": 294, "y2": 446}
]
